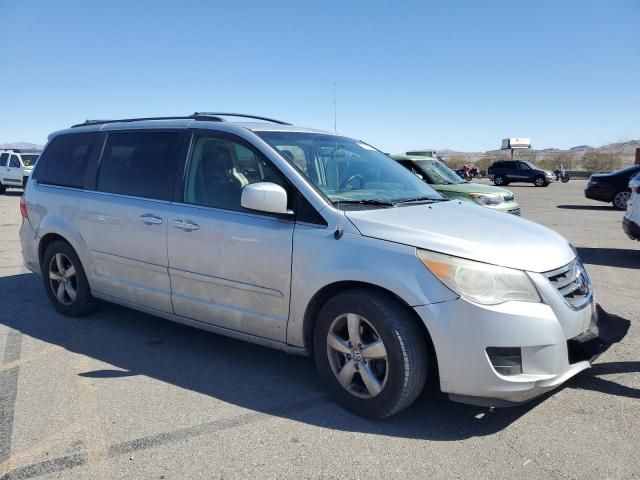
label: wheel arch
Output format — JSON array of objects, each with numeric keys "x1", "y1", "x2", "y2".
[
  {"x1": 301, "y1": 280, "x2": 440, "y2": 385},
  {"x1": 38, "y1": 232, "x2": 73, "y2": 265}
]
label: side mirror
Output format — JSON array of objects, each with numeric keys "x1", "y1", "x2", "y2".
[{"x1": 241, "y1": 182, "x2": 292, "y2": 215}]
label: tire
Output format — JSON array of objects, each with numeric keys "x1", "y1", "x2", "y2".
[
  {"x1": 41, "y1": 240, "x2": 96, "y2": 316},
  {"x1": 561, "y1": 175, "x2": 570, "y2": 183},
  {"x1": 534, "y1": 176, "x2": 547, "y2": 187},
  {"x1": 493, "y1": 175, "x2": 506, "y2": 186},
  {"x1": 0, "y1": 184, "x2": 5, "y2": 194},
  {"x1": 613, "y1": 191, "x2": 631, "y2": 210},
  {"x1": 313, "y1": 289, "x2": 429, "y2": 418}
]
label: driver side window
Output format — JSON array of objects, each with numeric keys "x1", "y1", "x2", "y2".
[{"x1": 184, "y1": 133, "x2": 288, "y2": 212}]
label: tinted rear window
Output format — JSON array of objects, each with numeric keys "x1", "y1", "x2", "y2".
[
  {"x1": 36, "y1": 133, "x2": 98, "y2": 188},
  {"x1": 0, "y1": 153, "x2": 9, "y2": 167},
  {"x1": 96, "y1": 131, "x2": 182, "y2": 201}
]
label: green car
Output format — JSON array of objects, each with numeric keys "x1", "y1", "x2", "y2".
[{"x1": 392, "y1": 155, "x2": 521, "y2": 215}]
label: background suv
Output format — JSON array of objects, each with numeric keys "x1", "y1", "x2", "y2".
[
  {"x1": 0, "y1": 150, "x2": 40, "y2": 192},
  {"x1": 392, "y1": 155, "x2": 521, "y2": 214},
  {"x1": 488, "y1": 160, "x2": 555, "y2": 187},
  {"x1": 585, "y1": 165, "x2": 640, "y2": 210}
]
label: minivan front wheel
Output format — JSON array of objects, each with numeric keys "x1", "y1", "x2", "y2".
[
  {"x1": 42, "y1": 240, "x2": 96, "y2": 316},
  {"x1": 314, "y1": 289, "x2": 428, "y2": 418}
]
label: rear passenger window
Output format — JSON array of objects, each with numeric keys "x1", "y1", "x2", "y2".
[
  {"x1": 9, "y1": 156, "x2": 20, "y2": 168},
  {"x1": 97, "y1": 132, "x2": 181, "y2": 201},
  {"x1": 36, "y1": 133, "x2": 97, "y2": 188},
  {"x1": 0, "y1": 153, "x2": 9, "y2": 167}
]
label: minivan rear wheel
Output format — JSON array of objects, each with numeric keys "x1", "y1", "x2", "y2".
[
  {"x1": 41, "y1": 240, "x2": 96, "y2": 316},
  {"x1": 313, "y1": 289, "x2": 428, "y2": 418}
]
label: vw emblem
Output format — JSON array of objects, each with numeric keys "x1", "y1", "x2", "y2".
[{"x1": 352, "y1": 349, "x2": 363, "y2": 362}]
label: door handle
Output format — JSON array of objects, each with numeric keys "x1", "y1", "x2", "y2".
[
  {"x1": 139, "y1": 214, "x2": 163, "y2": 225},
  {"x1": 172, "y1": 219, "x2": 199, "y2": 231}
]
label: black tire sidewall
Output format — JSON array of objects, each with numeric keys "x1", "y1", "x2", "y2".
[
  {"x1": 41, "y1": 240, "x2": 94, "y2": 316},
  {"x1": 313, "y1": 290, "x2": 427, "y2": 418}
]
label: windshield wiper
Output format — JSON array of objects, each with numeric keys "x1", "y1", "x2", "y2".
[
  {"x1": 396, "y1": 196, "x2": 449, "y2": 205},
  {"x1": 332, "y1": 199, "x2": 396, "y2": 207}
]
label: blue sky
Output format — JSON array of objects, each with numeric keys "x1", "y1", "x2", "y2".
[{"x1": 1, "y1": 0, "x2": 638, "y2": 152}]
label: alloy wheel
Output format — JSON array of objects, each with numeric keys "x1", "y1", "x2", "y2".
[
  {"x1": 49, "y1": 253, "x2": 78, "y2": 305},
  {"x1": 614, "y1": 191, "x2": 631, "y2": 210},
  {"x1": 326, "y1": 313, "x2": 389, "y2": 399}
]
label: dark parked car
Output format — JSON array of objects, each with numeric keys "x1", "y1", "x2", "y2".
[
  {"x1": 487, "y1": 160, "x2": 555, "y2": 187},
  {"x1": 585, "y1": 165, "x2": 640, "y2": 210}
]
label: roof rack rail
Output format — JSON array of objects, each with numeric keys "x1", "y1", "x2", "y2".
[
  {"x1": 71, "y1": 113, "x2": 290, "y2": 128},
  {"x1": 191, "y1": 112, "x2": 291, "y2": 125},
  {"x1": 71, "y1": 116, "x2": 195, "y2": 128}
]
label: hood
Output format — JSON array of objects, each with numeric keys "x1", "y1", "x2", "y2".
[
  {"x1": 345, "y1": 201, "x2": 574, "y2": 273},
  {"x1": 434, "y1": 182, "x2": 513, "y2": 197}
]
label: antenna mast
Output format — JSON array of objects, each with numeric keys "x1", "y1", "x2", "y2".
[{"x1": 333, "y1": 81, "x2": 337, "y2": 134}]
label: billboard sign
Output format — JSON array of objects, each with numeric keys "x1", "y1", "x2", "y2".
[{"x1": 501, "y1": 138, "x2": 531, "y2": 150}]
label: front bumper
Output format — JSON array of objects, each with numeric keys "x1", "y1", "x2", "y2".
[
  {"x1": 414, "y1": 283, "x2": 629, "y2": 406},
  {"x1": 584, "y1": 187, "x2": 610, "y2": 202},
  {"x1": 487, "y1": 200, "x2": 521, "y2": 216}
]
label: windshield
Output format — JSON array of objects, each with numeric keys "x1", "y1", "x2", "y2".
[
  {"x1": 411, "y1": 159, "x2": 465, "y2": 185},
  {"x1": 21, "y1": 155, "x2": 39, "y2": 166},
  {"x1": 257, "y1": 132, "x2": 443, "y2": 209},
  {"x1": 522, "y1": 161, "x2": 537, "y2": 170}
]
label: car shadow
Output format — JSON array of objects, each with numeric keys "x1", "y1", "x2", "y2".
[
  {"x1": 0, "y1": 273, "x2": 635, "y2": 442},
  {"x1": 1, "y1": 190, "x2": 23, "y2": 197},
  {"x1": 557, "y1": 204, "x2": 615, "y2": 210},
  {"x1": 577, "y1": 247, "x2": 640, "y2": 269}
]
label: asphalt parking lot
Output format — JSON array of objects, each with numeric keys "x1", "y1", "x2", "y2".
[{"x1": 0, "y1": 181, "x2": 638, "y2": 480}]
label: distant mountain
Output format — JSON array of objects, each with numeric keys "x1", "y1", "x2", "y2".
[
  {"x1": 436, "y1": 139, "x2": 639, "y2": 166},
  {"x1": 0, "y1": 142, "x2": 44, "y2": 151}
]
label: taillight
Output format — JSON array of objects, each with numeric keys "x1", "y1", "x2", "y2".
[{"x1": 19, "y1": 196, "x2": 28, "y2": 219}]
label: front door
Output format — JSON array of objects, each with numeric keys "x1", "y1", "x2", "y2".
[
  {"x1": 76, "y1": 130, "x2": 185, "y2": 313},
  {"x1": 168, "y1": 130, "x2": 295, "y2": 342},
  {"x1": 5, "y1": 155, "x2": 23, "y2": 186}
]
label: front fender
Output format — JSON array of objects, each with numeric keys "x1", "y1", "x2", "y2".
[{"x1": 287, "y1": 224, "x2": 458, "y2": 348}]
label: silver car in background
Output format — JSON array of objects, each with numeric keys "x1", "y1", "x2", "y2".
[{"x1": 19, "y1": 113, "x2": 627, "y2": 418}]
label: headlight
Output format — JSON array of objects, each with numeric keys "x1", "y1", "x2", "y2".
[
  {"x1": 468, "y1": 192, "x2": 502, "y2": 206},
  {"x1": 417, "y1": 250, "x2": 541, "y2": 305}
]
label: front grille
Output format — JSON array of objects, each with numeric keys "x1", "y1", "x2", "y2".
[
  {"x1": 508, "y1": 208, "x2": 521, "y2": 216},
  {"x1": 503, "y1": 194, "x2": 514, "y2": 202},
  {"x1": 544, "y1": 260, "x2": 592, "y2": 310}
]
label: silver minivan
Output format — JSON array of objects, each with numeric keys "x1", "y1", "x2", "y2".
[{"x1": 20, "y1": 113, "x2": 626, "y2": 418}]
